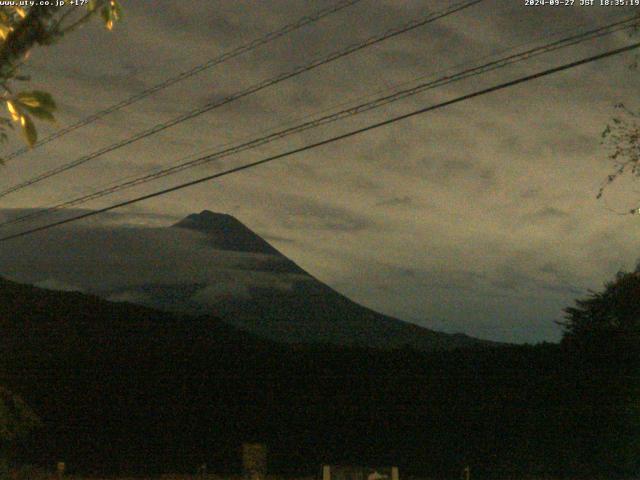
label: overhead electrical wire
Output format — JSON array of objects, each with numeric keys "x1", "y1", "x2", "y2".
[
  {"x1": 3, "y1": 0, "x2": 365, "y2": 161},
  {"x1": 0, "y1": 0, "x2": 483, "y2": 199},
  {"x1": 1, "y1": 14, "x2": 636, "y2": 230},
  {"x1": 1, "y1": 40, "x2": 637, "y2": 243}
]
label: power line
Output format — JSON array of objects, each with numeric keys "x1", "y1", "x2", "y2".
[
  {"x1": 0, "y1": 0, "x2": 483, "y2": 199},
  {"x1": 3, "y1": 0, "x2": 364, "y2": 161},
  {"x1": 1, "y1": 40, "x2": 637, "y2": 243},
  {"x1": 2, "y1": 15, "x2": 634, "y2": 230}
]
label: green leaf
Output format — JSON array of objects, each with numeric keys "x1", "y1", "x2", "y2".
[
  {"x1": 87, "y1": 0, "x2": 100, "y2": 12},
  {"x1": 110, "y1": 0, "x2": 123, "y2": 21},
  {"x1": 100, "y1": 1, "x2": 122, "y2": 30},
  {"x1": 15, "y1": 91, "x2": 56, "y2": 123},
  {"x1": 19, "y1": 113, "x2": 37, "y2": 147},
  {"x1": 101, "y1": 5, "x2": 111, "y2": 24},
  {"x1": 14, "y1": 92, "x2": 56, "y2": 122},
  {"x1": 16, "y1": 91, "x2": 56, "y2": 112},
  {"x1": 0, "y1": 23, "x2": 11, "y2": 41},
  {"x1": 24, "y1": 107, "x2": 55, "y2": 122},
  {"x1": 6, "y1": 100, "x2": 21, "y2": 122}
]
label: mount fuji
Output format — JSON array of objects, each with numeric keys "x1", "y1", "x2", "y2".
[{"x1": 101, "y1": 210, "x2": 490, "y2": 350}]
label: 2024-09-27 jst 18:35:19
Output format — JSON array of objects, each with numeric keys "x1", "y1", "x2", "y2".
[{"x1": 526, "y1": 0, "x2": 640, "y2": 5}]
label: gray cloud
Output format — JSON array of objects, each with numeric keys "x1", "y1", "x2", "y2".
[
  {"x1": 33, "y1": 278, "x2": 83, "y2": 293},
  {"x1": 266, "y1": 193, "x2": 375, "y2": 233},
  {"x1": 0, "y1": 214, "x2": 305, "y2": 302},
  {"x1": 375, "y1": 195, "x2": 413, "y2": 208},
  {"x1": 531, "y1": 207, "x2": 570, "y2": 221}
]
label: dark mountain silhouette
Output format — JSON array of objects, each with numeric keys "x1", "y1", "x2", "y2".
[{"x1": 104, "y1": 210, "x2": 493, "y2": 351}]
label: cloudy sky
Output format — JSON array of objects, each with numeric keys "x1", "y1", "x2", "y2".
[{"x1": 0, "y1": 0, "x2": 639, "y2": 343}]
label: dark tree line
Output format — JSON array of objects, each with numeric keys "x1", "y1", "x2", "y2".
[
  {"x1": 558, "y1": 262, "x2": 640, "y2": 477},
  {"x1": 0, "y1": 264, "x2": 638, "y2": 479}
]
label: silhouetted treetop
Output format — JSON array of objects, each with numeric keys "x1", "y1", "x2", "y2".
[{"x1": 560, "y1": 261, "x2": 640, "y2": 349}]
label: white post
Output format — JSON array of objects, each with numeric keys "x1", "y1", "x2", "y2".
[
  {"x1": 323, "y1": 465, "x2": 331, "y2": 480},
  {"x1": 56, "y1": 462, "x2": 65, "y2": 480},
  {"x1": 391, "y1": 467, "x2": 399, "y2": 480}
]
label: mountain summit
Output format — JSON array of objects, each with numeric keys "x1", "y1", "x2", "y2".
[{"x1": 173, "y1": 210, "x2": 280, "y2": 255}]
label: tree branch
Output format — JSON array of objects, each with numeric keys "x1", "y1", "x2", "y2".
[{"x1": 0, "y1": 6, "x2": 60, "y2": 75}]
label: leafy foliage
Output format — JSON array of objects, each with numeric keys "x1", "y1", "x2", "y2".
[
  {"x1": 0, "y1": 1, "x2": 122, "y2": 156},
  {"x1": 11, "y1": 465, "x2": 49, "y2": 480},
  {"x1": 0, "y1": 386, "x2": 41, "y2": 444},
  {"x1": 0, "y1": 387, "x2": 40, "y2": 479},
  {"x1": 598, "y1": 104, "x2": 640, "y2": 209},
  {"x1": 559, "y1": 263, "x2": 640, "y2": 476},
  {"x1": 560, "y1": 261, "x2": 640, "y2": 346},
  {"x1": 598, "y1": 18, "x2": 640, "y2": 210}
]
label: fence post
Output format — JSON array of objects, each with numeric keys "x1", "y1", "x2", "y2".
[
  {"x1": 461, "y1": 466, "x2": 470, "y2": 480},
  {"x1": 242, "y1": 443, "x2": 267, "y2": 480},
  {"x1": 322, "y1": 465, "x2": 331, "y2": 480},
  {"x1": 56, "y1": 462, "x2": 65, "y2": 480}
]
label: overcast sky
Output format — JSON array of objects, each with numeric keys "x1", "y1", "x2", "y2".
[{"x1": 0, "y1": 0, "x2": 639, "y2": 343}]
